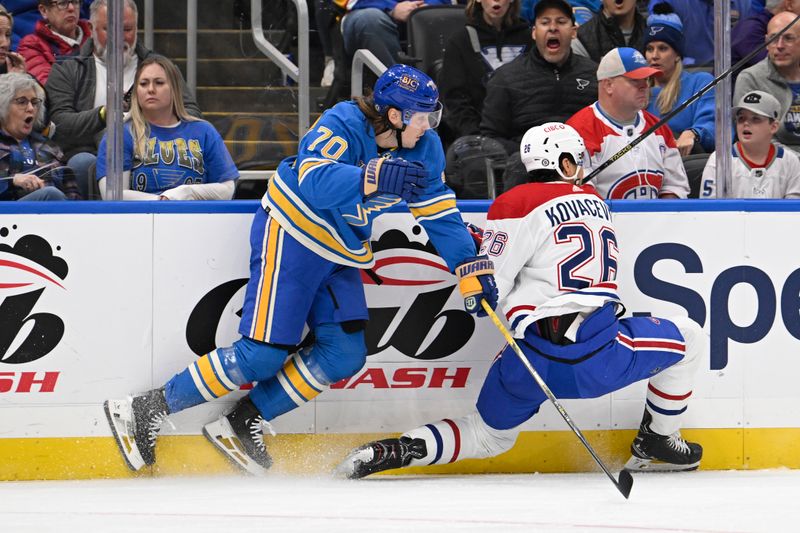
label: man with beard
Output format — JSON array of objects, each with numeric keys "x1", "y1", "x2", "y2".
[
  {"x1": 480, "y1": 0, "x2": 598, "y2": 190},
  {"x1": 45, "y1": 0, "x2": 201, "y2": 199}
]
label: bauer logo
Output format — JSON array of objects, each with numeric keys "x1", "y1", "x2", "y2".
[{"x1": 0, "y1": 225, "x2": 68, "y2": 368}]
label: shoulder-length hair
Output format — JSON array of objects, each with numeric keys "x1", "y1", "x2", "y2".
[
  {"x1": 129, "y1": 54, "x2": 199, "y2": 159},
  {"x1": 655, "y1": 60, "x2": 683, "y2": 115},
  {"x1": 465, "y1": 0, "x2": 521, "y2": 27},
  {"x1": 355, "y1": 94, "x2": 393, "y2": 136},
  {"x1": 0, "y1": 73, "x2": 47, "y2": 131}
]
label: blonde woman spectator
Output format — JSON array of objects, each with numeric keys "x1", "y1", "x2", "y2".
[
  {"x1": 644, "y1": 3, "x2": 715, "y2": 155},
  {"x1": 96, "y1": 55, "x2": 238, "y2": 200}
]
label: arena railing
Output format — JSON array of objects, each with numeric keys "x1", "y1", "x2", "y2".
[{"x1": 350, "y1": 49, "x2": 386, "y2": 98}]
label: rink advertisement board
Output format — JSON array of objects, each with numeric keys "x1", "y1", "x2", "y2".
[{"x1": 1, "y1": 200, "x2": 800, "y2": 478}]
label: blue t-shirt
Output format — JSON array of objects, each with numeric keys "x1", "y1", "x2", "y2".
[
  {"x1": 783, "y1": 82, "x2": 800, "y2": 141},
  {"x1": 97, "y1": 120, "x2": 238, "y2": 195}
]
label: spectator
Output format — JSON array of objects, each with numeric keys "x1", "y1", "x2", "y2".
[
  {"x1": 521, "y1": 0, "x2": 601, "y2": 25},
  {"x1": 17, "y1": 0, "x2": 91, "y2": 85},
  {"x1": 567, "y1": 47, "x2": 690, "y2": 198},
  {"x1": 644, "y1": 3, "x2": 715, "y2": 154},
  {"x1": 341, "y1": 0, "x2": 452, "y2": 68},
  {"x1": 439, "y1": 0, "x2": 531, "y2": 140},
  {"x1": 572, "y1": 0, "x2": 647, "y2": 62},
  {"x1": 701, "y1": 90, "x2": 800, "y2": 198},
  {"x1": 3, "y1": 0, "x2": 90, "y2": 49},
  {"x1": 0, "y1": 6, "x2": 28, "y2": 74},
  {"x1": 46, "y1": 0, "x2": 201, "y2": 200},
  {"x1": 735, "y1": 11, "x2": 800, "y2": 151},
  {"x1": 480, "y1": 0, "x2": 598, "y2": 156},
  {"x1": 0, "y1": 72, "x2": 80, "y2": 201},
  {"x1": 95, "y1": 56, "x2": 237, "y2": 200},
  {"x1": 649, "y1": 0, "x2": 752, "y2": 66}
]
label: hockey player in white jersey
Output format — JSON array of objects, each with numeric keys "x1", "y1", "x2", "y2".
[
  {"x1": 701, "y1": 90, "x2": 800, "y2": 199},
  {"x1": 336, "y1": 122, "x2": 708, "y2": 479}
]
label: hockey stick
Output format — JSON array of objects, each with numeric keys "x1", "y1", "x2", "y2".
[
  {"x1": 480, "y1": 300, "x2": 634, "y2": 500},
  {"x1": 579, "y1": 12, "x2": 800, "y2": 186}
]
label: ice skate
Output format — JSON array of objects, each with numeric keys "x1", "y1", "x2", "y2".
[
  {"x1": 203, "y1": 396, "x2": 273, "y2": 475},
  {"x1": 625, "y1": 410, "x2": 702, "y2": 472},
  {"x1": 334, "y1": 437, "x2": 427, "y2": 479},
  {"x1": 104, "y1": 388, "x2": 170, "y2": 471}
]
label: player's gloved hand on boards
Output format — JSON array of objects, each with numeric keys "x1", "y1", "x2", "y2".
[
  {"x1": 361, "y1": 157, "x2": 428, "y2": 202},
  {"x1": 463, "y1": 222, "x2": 484, "y2": 254},
  {"x1": 455, "y1": 255, "x2": 498, "y2": 317}
]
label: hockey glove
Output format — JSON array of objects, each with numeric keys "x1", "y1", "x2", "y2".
[
  {"x1": 455, "y1": 255, "x2": 498, "y2": 317},
  {"x1": 463, "y1": 222, "x2": 484, "y2": 254},
  {"x1": 361, "y1": 158, "x2": 428, "y2": 202}
]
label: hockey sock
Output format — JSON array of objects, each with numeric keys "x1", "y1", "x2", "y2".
[
  {"x1": 165, "y1": 346, "x2": 250, "y2": 413},
  {"x1": 645, "y1": 316, "x2": 705, "y2": 435},
  {"x1": 403, "y1": 412, "x2": 519, "y2": 467},
  {"x1": 248, "y1": 351, "x2": 328, "y2": 421}
]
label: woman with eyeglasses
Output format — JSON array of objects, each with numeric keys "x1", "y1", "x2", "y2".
[
  {"x1": 95, "y1": 55, "x2": 238, "y2": 200},
  {"x1": 644, "y1": 3, "x2": 715, "y2": 156},
  {"x1": 18, "y1": 0, "x2": 91, "y2": 85},
  {"x1": 0, "y1": 72, "x2": 81, "y2": 200},
  {"x1": 0, "y1": 6, "x2": 28, "y2": 75}
]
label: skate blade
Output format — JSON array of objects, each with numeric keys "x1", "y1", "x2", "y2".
[
  {"x1": 624, "y1": 455, "x2": 700, "y2": 472},
  {"x1": 332, "y1": 446, "x2": 377, "y2": 480},
  {"x1": 104, "y1": 399, "x2": 146, "y2": 472},
  {"x1": 202, "y1": 418, "x2": 270, "y2": 476}
]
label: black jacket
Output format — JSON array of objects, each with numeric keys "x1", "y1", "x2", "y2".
[
  {"x1": 480, "y1": 47, "x2": 598, "y2": 154},
  {"x1": 576, "y1": 10, "x2": 647, "y2": 63},
  {"x1": 46, "y1": 39, "x2": 202, "y2": 159},
  {"x1": 439, "y1": 17, "x2": 531, "y2": 139}
]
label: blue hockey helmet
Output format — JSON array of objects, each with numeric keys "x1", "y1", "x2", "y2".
[{"x1": 373, "y1": 64, "x2": 443, "y2": 129}]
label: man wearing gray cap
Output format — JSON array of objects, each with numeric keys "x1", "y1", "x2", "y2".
[
  {"x1": 700, "y1": 90, "x2": 800, "y2": 198},
  {"x1": 567, "y1": 46, "x2": 690, "y2": 199}
]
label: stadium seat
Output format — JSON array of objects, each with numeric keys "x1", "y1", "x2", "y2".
[
  {"x1": 406, "y1": 5, "x2": 467, "y2": 81},
  {"x1": 682, "y1": 153, "x2": 711, "y2": 198}
]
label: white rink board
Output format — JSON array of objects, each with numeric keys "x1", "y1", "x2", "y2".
[{"x1": 1, "y1": 205, "x2": 800, "y2": 438}]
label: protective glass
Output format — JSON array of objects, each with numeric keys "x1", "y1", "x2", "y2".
[{"x1": 403, "y1": 102, "x2": 443, "y2": 130}]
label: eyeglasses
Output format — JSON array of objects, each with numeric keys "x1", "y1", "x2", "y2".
[
  {"x1": 766, "y1": 33, "x2": 799, "y2": 45},
  {"x1": 49, "y1": 0, "x2": 80, "y2": 10},
  {"x1": 13, "y1": 97, "x2": 43, "y2": 108}
]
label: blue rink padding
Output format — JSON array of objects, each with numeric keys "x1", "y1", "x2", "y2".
[{"x1": 4, "y1": 199, "x2": 800, "y2": 215}]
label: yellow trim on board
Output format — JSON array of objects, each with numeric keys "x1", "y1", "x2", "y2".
[{"x1": 0, "y1": 429, "x2": 798, "y2": 481}]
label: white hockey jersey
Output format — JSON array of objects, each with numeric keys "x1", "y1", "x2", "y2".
[
  {"x1": 700, "y1": 142, "x2": 800, "y2": 199},
  {"x1": 479, "y1": 180, "x2": 622, "y2": 338},
  {"x1": 567, "y1": 103, "x2": 690, "y2": 200}
]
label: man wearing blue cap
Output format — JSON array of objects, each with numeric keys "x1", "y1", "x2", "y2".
[{"x1": 567, "y1": 46, "x2": 691, "y2": 199}]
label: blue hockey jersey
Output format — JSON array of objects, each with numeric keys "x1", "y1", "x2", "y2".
[{"x1": 263, "y1": 100, "x2": 475, "y2": 270}]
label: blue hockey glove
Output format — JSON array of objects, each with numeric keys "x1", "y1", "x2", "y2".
[
  {"x1": 463, "y1": 222, "x2": 484, "y2": 254},
  {"x1": 361, "y1": 158, "x2": 428, "y2": 202},
  {"x1": 454, "y1": 255, "x2": 498, "y2": 317}
]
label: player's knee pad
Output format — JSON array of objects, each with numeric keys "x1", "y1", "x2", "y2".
[
  {"x1": 303, "y1": 322, "x2": 367, "y2": 384},
  {"x1": 668, "y1": 316, "x2": 707, "y2": 372},
  {"x1": 229, "y1": 336, "x2": 291, "y2": 383}
]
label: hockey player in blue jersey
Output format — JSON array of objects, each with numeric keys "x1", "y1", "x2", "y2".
[
  {"x1": 104, "y1": 64, "x2": 499, "y2": 474},
  {"x1": 336, "y1": 122, "x2": 707, "y2": 479}
]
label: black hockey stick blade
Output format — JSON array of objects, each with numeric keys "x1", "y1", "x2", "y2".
[{"x1": 616, "y1": 469, "x2": 634, "y2": 499}]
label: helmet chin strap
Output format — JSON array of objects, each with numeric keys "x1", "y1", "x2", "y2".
[
  {"x1": 557, "y1": 164, "x2": 583, "y2": 183},
  {"x1": 388, "y1": 108, "x2": 407, "y2": 150}
]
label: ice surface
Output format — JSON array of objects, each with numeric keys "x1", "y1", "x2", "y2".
[{"x1": 1, "y1": 470, "x2": 797, "y2": 532}]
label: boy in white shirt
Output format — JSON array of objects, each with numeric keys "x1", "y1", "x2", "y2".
[{"x1": 701, "y1": 90, "x2": 800, "y2": 199}]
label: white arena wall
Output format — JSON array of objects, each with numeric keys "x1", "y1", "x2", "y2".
[{"x1": 0, "y1": 199, "x2": 798, "y2": 480}]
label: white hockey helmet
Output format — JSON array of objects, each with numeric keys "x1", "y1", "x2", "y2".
[{"x1": 519, "y1": 122, "x2": 586, "y2": 181}]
